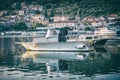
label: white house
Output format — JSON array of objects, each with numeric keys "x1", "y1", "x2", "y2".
[
  {"x1": 53, "y1": 16, "x2": 69, "y2": 22},
  {"x1": 32, "y1": 5, "x2": 43, "y2": 11},
  {"x1": 48, "y1": 21, "x2": 77, "y2": 28},
  {"x1": 18, "y1": 10, "x2": 25, "y2": 15}
]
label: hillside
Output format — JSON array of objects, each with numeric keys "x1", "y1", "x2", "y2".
[{"x1": 0, "y1": 0, "x2": 120, "y2": 18}]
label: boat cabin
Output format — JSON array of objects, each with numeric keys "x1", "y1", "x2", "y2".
[
  {"x1": 45, "y1": 28, "x2": 68, "y2": 42},
  {"x1": 78, "y1": 34, "x2": 100, "y2": 42}
]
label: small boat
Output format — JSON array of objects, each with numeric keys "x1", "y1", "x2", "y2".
[{"x1": 21, "y1": 28, "x2": 94, "y2": 52}]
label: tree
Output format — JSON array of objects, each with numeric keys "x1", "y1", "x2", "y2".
[
  {"x1": 84, "y1": 27, "x2": 93, "y2": 31},
  {"x1": 12, "y1": 21, "x2": 27, "y2": 30}
]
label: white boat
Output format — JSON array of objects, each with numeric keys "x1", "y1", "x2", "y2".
[
  {"x1": 67, "y1": 34, "x2": 100, "y2": 43},
  {"x1": 21, "y1": 28, "x2": 94, "y2": 52},
  {"x1": 94, "y1": 27, "x2": 116, "y2": 39},
  {"x1": 21, "y1": 42, "x2": 94, "y2": 52}
]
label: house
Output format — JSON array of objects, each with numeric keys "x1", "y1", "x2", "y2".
[
  {"x1": 5, "y1": 15, "x2": 17, "y2": 23},
  {"x1": 83, "y1": 16, "x2": 106, "y2": 27},
  {"x1": 31, "y1": 14, "x2": 49, "y2": 25},
  {"x1": 48, "y1": 21, "x2": 77, "y2": 28},
  {"x1": 83, "y1": 16, "x2": 98, "y2": 27},
  {"x1": 91, "y1": 16, "x2": 106, "y2": 27},
  {"x1": 0, "y1": 11, "x2": 9, "y2": 16},
  {"x1": 108, "y1": 14, "x2": 118, "y2": 20},
  {"x1": 32, "y1": 5, "x2": 43, "y2": 11},
  {"x1": 0, "y1": 11, "x2": 3, "y2": 16},
  {"x1": 53, "y1": 15, "x2": 69, "y2": 22},
  {"x1": 31, "y1": 14, "x2": 45, "y2": 23},
  {"x1": 18, "y1": 10, "x2": 25, "y2": 15},
  {"x1": 83, "y1": 16, "x2": 97, "y2": 23},
  {"x1": 32, "y1": 14, "x2": 45, "y2": 20},
  {"x1": 107, "y1": 14, "x2": 118, "y2": 25},
  {"x1": 98, "y1": 16, "x2": 107, "y2": 27}
]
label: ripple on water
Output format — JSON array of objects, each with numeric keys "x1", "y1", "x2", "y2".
[
  {"x1": 41, "y1": 77, "x2": 47, "y2": 80},
  {"x1": 34, "y1": 71, "x2": 43, "y2": 74},
  {"x1": 7, "y1": 68, "x2": 18, "y2": 71},
  {"x1": 7, "y1": 73, "x2": 14, "y2": 75},
  {"x1": 40, "y1": 74, "x2": 48, "y2": 77},
  {"x1": 117, "y1": 70, "x2": 120, "y2": 73},
  {"x1": 48, "y1": 75, "x2": 54, "y2": 78},
  {"x1": 55, "y1": 75, "x2": 61, "y2": 78},
  {"x1": 18, "y1": 68, "x2": 29, "y2": 72},
  {"x1": 69, "y1": 77, "x2": 77, "y2": 80},
  {"x1": 0, "y1": 73, "x2": 3, "y2": 76},
  {"x1": 23, "y1": 72, "x2": 36, "y2": 76},
  {"x1": 0, "y1": 70, "x2": 3, "y2": 73}
]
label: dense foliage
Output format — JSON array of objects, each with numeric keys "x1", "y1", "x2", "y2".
[
  {"x1": 0, "y1": 0, "x2": 120, "y2": 17},
  {"x1": 12, "y1": 21, "x2": 27, "y2": 30}
]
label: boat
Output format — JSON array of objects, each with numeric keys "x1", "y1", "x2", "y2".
[
  {"x1": 67, "y1": 34, "x2": 100, "y2": 44},
  {"x1": 94, "y1": 27, "x2": 116, "y2": 39},
  {"x1": 21, "y1": 28, "x2": 94, "y2": 52},
  {"x1": 21, "y1": 41, "x2": 94, "y2": 52}
]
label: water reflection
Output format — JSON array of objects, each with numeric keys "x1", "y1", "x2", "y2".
[
  {"x1": 22, "y1": 51, "x2": 95, "y2": 60},
  {"x1": 21, "y1": 51, "x2": 115, "y2": 76},
  {"x1": 0, "y1": 37, "x2": 120, "y2": 80}
]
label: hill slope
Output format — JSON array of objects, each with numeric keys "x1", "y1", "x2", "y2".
[{"x1": 0, "y1": 0, "x2": 120, "y2": 17}]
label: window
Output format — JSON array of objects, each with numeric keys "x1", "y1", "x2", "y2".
[
  {"x1": 86, "y1": 37, "x2": 92, "y2": 39},
  {"x1": 94, "y1": 36, "x2": 98, "y2": 39}
]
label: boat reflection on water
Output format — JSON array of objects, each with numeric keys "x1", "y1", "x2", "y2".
[
  {"x1": 21, "y1": 51, "x2": 95, "y2": 73},
  {"x1": 20, "y1": 50, "x2": 114, "y2": 75},
  {"x1": 22, "y1": 51, "x2": 95, "y2": 60}
]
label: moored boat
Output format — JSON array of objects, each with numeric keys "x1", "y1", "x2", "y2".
[
  {"x1": 21, "y1": 28, "x2": 94, "y2": 52},
  {"x1": 94, "y1": 27, "x2": 116, "y2": 39},
  {"x1": 21, "y1": 41, "x2": 94, "y2": 52}
]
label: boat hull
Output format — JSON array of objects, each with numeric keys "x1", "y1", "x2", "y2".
[{"x1": 21, "y1": 42, "x2": 94, "y2": 52}]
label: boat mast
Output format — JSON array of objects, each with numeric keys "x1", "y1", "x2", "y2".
[{"x1": 76, "y1": 10, "x2": 81, "y2": 41}]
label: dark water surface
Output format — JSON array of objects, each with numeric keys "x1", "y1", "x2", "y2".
[{"x1": 0, "y1": 37, "x2": 120, "y2": 80}]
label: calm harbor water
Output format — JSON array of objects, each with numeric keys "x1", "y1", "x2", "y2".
[{"x1": 0, "y1": 37, "x2": 120, "y2": 80}]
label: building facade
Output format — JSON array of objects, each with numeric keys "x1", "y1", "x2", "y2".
[{"x1": 48, "y1": 21, "x2": 77, "y2": 28}]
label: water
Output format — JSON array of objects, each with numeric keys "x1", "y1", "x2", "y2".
[{"x1": 0, "y1": 37, "x2": 120, "y2": 80}]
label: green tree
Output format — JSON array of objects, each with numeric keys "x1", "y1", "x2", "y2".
[
  {"x1": 12, "y1": 21, "x2": 27, "y2": 30},
  {"x1": 84, "y1": 27, "x2": 93, "y2": 31}
]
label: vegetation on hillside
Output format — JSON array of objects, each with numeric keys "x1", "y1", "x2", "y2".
[
  {"x1": 0, "y1": 0, "x2": 120, "y2": 18},
  {"x1": 12, "y1": 21, "x2": 27, "y2": 30}
]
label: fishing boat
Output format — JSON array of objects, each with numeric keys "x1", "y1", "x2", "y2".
[{"x1": 21, "y1": 28, "x2": 94, "y2": 52}]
